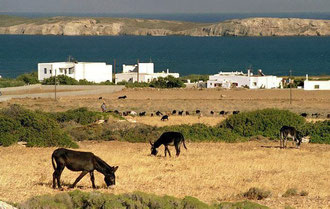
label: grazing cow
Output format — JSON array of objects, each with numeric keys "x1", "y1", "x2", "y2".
[
  {"x1": 118, "y1": 95, "x2": 127, "y2": 99},
  {"x1": 150, "y1": 132, "x2": 187, "y2": 157},
  {"x1": 178, "y1": 111, "x2": 184, "y2": 116},
  {"x1": 210, "y1": 111, "x2": 214, "y2": 115},
  {"x1": 196, "y1": 110, "x2": 201, "y2": 114},
  {"x1": 279, "y1": 126, "x2": 303, "y2": 149},
  {"x1": 156, "y1": 111, "x2": 163, "y2": 116},
  {"x1": 233, "y1": 110, "x2": 240, "y2": 115},
  {"x1": 52, "y1": 148, "x2": 118, "y2": 189},
  {"x1": 114, "y1": 110, "x2": 121, "y2": 115},
  {"x1": 98, "y1": 97, "x2": 103, "y2": 100},
  {"x1": 172, "y1": 110, "x2": 177, "y2": 115},
  {"x1": 130, "y1": 111, "x2": 137, "y2": 116},
  {"x1": 185, "y1": 111, "x2": 190, "y2": 115},
  {"x1": 139, "y1": 111, "x2": 146, "y2": 116},
  {"x1": 300, "y1": 113, "x2": 308, "y2": 117},
  {"x1": 161, "y1": 115, "x2": 169, "y2": 121},
  {"x1": 151, "y1": 113, "x2": 154, "y2": 117},
  {"x1": 219, "y1": 110, "x2": 225, "y2": 116},
  {"x1": 312, "y1": 113, "x2": 320, "y2": 118}
]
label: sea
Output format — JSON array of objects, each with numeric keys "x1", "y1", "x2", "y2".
[{"x1": 0, "y1": 13, "x2": 330, "y2": 78}]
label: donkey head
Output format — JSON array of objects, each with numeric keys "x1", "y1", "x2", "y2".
[
  {"x1": 104, "y1": 166, "x2": 118, "y2": 187},
  {"x1": 149, "y1": 141, "x2": 158, "y2": 155}
]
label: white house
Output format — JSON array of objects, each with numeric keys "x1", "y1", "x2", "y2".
[
  {"x1": 115, "y1": 62, "x2": 179, "y2": 83},
  {"x1": 207, "y1": 70, "x2": 283, "y2": 89},
  {"x1": 38, "y1": 62, "x2": 112, "y2": 83},
  {"x1": 304, "y1": 74, "x2": 330, "y2": 90}
]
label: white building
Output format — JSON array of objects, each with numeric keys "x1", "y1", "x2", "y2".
[
  {"x1": 304, "y1": 74, "x2": 330, "y2": 90},
  {"x1": 115, "y1": 63, "x2": 179, "y2": 83},
  {"x1": 207, "y1": 70, "x2": 283, "y2": 89},
  {"x1": 38, "y1": 62, "x2": 112, "y2": 83}
]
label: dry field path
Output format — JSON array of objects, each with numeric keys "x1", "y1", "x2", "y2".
[
  {"x1": 0, "y1": 141, "x2": 329, "y2": 209},
  {"x1": 1, "y1": 87, "x2": 329, "y2": 119}
]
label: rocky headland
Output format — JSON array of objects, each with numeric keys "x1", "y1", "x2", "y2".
[{"x1": 0, "y1": 15, "x2": 329, "y2": 36}]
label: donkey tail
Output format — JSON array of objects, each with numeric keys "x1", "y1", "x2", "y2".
[
  {"x1": 182, "y1": 136, "x2": 187, "y2": 150},
  {"x1": 51, "y1": 154, "x2": 57, "y2": 170}
]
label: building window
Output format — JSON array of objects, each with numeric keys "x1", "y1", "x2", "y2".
[
  {"x1": 69, "y1": 68, "x2": 74, "y2": 74},
  {"x1": 253, "y1": 82, "x2": 257, "y2": 86},
  {"x1": 60, "y1": 69, "x2": 63, "y2": 73},
  {"x1": 50, "y1": 70, "x2": 52, "y2": 74},
  {"x1": 314, "y1": 85, "x2": 320, "y2": 89},
  {"x1": 44, "y1": 68, "x2": 47, "y2": 74}
]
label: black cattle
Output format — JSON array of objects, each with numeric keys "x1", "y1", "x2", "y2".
[
  {"x1": 172, "y1": 110, "x2": 177, "y2": 115},
  {"x1": 139, "y1": 111, "x2": 146, "y2": 116},
  {"x1": 161, "y1": 115, "x2": 169, "y2": 121},
  {"x1": 279, "y1": 126, "x2": 303, "y2": 149},
  {"x1": 156, "y1": 111, "x2": 163, "y2": 116},
  {"x1": 196, "y1": 110, "x2": 201, "y2": 114},
  {"x1": 98, "y1": 97, "x2": 103, "y2": 100},
  {"x1": 233, "y1": 111, "x2": 240, "y2": 115},
  {"x1": 312, "y1": 113, "x2": 320, "y2": 118},
  {"x1": 52, "y1": 148, "x2": 118, "y2": 189},
  {"x1": 151, "y1": 113, "x2": 154, "y2": 117},
  {"x1": 150, "y1": 132, "x2": 187, "y2": 157},
  {"x1": 178, "y1": 111, "x2": 184, "y2": 116},
  {"x1": 219, "y1": 110, "x2": 225, "y2": 116},
  {"x1": 327, "y1": 114, "x2": 330, "y2": 119},
  {"x1": 118, "y1": 95, "x2": 127, "y2": 99},
  {"x1": 210, "y1": 111, "x2": 214, "y2": 115},
  {"x1": 185, "y1": 111, "x2": 190, "y2": 115},
  {"x1": 114, "y1": 110, "x2": 121, "y2": 115},
  {"x1": 300, "y1": 113, "x2": 308, "y2": 117}
]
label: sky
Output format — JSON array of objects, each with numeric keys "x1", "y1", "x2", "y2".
[{"x1": 0, "y1": 0, "x2": 330, "y2": 14}]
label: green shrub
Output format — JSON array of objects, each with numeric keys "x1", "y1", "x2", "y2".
[
  {"x1": 150, "y1": 75, "x2": 186, "y2": 88},
  {"x1": 180, "y1": 74, "x2": 209, "y2": 82},
  {"x1": 16, "y1": 71, "x2": 39, "y2": 84},
  {"x1": 42, "y1": 75, "x2": 78, "y2": 85},
  {"x1": 243, "y1": 187, "x2": 271, "y2": 200},
  {"x1": 78, "y1": 79, "x2": 95, "y2": 85},
  {"x1": 282, "y1": 188, "x2": 298, "y2": 197},
  {"x1": 20, "y1": 190, "x2": 269, "y2": 209},
  {"x1": 51, "y1": 107, "x2": 103, "y2": 125},
  {"x1": 0, "y1": 105, "x2": 77, "y2": 148},
  {"x1": 221, "y1": 109, "x2": 306, "y2": 138},
  {"x1": 0, "y1": 78, "x2": 25, "y2": 88},
  {"x1": 302, "y1": 120, "x2": 330, "y2": 144}
]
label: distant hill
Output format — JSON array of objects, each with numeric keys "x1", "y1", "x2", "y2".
[{"x1": 0, "y1": 15, "x2": 329, "y2": 36}]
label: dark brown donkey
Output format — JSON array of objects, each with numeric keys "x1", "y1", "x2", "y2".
[
  {"x1": 52, "y1": 148, "x2": 118, "y2": 189},
  {"x1": 150, "y1": 132, "x2": 187, "y2": 157}
]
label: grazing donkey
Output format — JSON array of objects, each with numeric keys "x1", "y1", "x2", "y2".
[
  {"x1": 279, "y1": 126, "x2": 303, "y2": 149},
  {"x1": 52, "y1": 148, "x2": 118, "y2": 189},
  {"x1": 150, "y1": 132, "x2": 187, "y2": 157}
]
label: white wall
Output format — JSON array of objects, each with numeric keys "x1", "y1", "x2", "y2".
[
  {"x1": 38, "y1": 62, "x2": 112, "y2": 83},
  {"x1": 304, "y1": 80, "x2": 330, "y2": 90},
  {"x1": 138, "y1": 63, "x2": 154, "y2": 74},
  {"x1": 123, "y1": 65, "x2": 137, "y2": 73}
]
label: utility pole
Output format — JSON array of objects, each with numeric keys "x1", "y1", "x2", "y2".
[
  {"x1": 113, "y1": 59, "x2": 116, "y2": 83},
  {"x1": 137, "y1": 59, "x2": 140, "y2": 83},
  {"x1": 54, "y1": 67, "x2": 57, "y2": 101},
  {"x1": 289, "y1": 70, "x2": 292, "y2": 105}
]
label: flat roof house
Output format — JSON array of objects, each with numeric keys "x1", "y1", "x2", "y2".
[
  {"x1": 38, "y1": 62, "x2": 112, "y2": 83},
  {"x1": 304, "y1": 74, "x2": 330, "y2": 90},
  {"x1": 207, "y1": 70, "x2": 283, "y2": 89},
  {"x1": 115, "y1": 62, "x2": 179, "y2": 84}
]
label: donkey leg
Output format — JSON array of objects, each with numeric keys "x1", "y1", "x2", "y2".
[
  {"x1": 175, "y1": 144, "x2": 181, "y2": 156},
  {"x1": 52, "y1": 171, "x2": 57, "y2": 189},
  {"x1": 166, "y1": 146, "x2": 172, "y2": 157},
  {"x1": 164, "y1": 146, "x2": 167, "y2": 157},
  {"x1": 90, "y1": 171, "x2": 96, "y2": 189},
  {"x1": 70, "y1": 171, "x2": 88, "y2": 188},
  {"x1": 56, "y1": 165, "x2": 65, "y2": 189}
]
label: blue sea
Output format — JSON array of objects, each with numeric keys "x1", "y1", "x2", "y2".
[{"x1": 0, "y1": 13, "x2": 330, "y2": 78}]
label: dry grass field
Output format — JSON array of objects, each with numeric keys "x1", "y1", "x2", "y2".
[
  {"x1": 0, "y1": 141, "x2": 329, "y2": 209},
  {"x1": 0, "y1": 87, "x2": 329, "y2": 208}
]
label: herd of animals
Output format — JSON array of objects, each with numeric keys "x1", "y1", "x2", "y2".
[
  {"x1": 52, "y1": 95, "x2": 323, "y2": 190},
  {"x1": 52, "y1": 125, "x2": 305, "y2": 190}
]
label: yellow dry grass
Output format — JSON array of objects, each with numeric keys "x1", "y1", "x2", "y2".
[{"x1": 0, "y1": 141, "x2": 329, "y2": 209}]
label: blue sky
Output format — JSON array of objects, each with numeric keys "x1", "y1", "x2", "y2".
[{"x1": 1, "y1": 0, "x2": 330, "y2": 14}]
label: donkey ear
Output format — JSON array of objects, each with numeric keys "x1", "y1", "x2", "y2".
[
  {"x1": 113, "y1": 166, "x2": 119, "y2": 172},
  {"x1": 149, "y1": 141, "x2": 153, "y2": 146}
]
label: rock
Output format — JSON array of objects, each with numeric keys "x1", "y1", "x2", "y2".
[{"x1": 0, "y1": 16, "x2": 330, "y2": 37}]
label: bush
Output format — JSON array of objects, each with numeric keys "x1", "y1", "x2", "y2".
[
  {"x1": 0, "y1": 78, "x2": 25, "y2": 88},
  {"x1": 221, "y1": 109, "x2": 306, "y2": 138},
  {"x1": 180, "y1": 74, "x2": 209, "y2": 83},
  {"x1": 150, "y1": 76, "x2": 186, "y2": 88},
  {"x1": 20, "y1": 190, "x2": 269, "y2": 209},
  {"x1": 51, "y1": 107, "x2": 103, "y2": 125},
  {"x1": 282, "y1": 188, "x2": 298, "y2": 197},
  {"x1": 42, "y1": 75, "x2": 78, "y2": 85},
  {"x1": 16, "y1": 71, "x2": 39, "y2": 84},
  {"x1": 302, "y1": 120, "x2": 330, "y2": 144},
  {"x1": 0, "y1": 105, "x2": 77, "y2": 148},
  {"x1": 243, "y1": 187, "x2": 271, "y2": 200}
]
